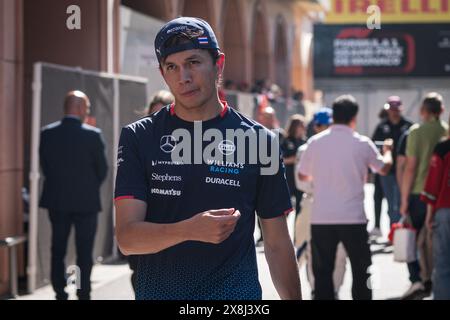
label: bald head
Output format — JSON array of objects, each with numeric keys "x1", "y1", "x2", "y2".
[
  {"x1": 257, "y1": 106, "x2": 278, "y2": 129},
  {"x1": 64, "y1": 90, "x2": 90, "y2": 120}
]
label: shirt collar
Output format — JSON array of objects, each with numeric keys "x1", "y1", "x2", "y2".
[
  {"x1": 64, "y1": 115, "x2": 82, "y2": 121},
  {"x1": 170, "y1": 100, "x2": 229, "y2": 119}
]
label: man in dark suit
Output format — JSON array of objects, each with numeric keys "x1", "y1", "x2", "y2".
[{"x1": 39, "y1": 90, "x2": 108, "y2": 300}]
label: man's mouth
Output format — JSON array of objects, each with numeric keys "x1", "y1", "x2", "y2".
[{"x1": 180, "y1": 89, "x2": 200, "y2": 97}]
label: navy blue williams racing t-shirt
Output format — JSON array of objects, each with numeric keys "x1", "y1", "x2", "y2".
[{"x1": 114, "y1": 102, "x2": 292, "y2": 300}]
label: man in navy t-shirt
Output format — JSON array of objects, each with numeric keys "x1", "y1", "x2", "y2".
[{"x1": 114, "y1": 17, "x2": 302, "y2": 300}]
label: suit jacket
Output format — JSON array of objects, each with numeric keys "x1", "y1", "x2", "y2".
[{"x1": 39, "y1": 117, "x2": 108, "y2": 213}]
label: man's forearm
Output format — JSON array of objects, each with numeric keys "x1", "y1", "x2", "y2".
[
  {"x1": 401, "y1": 167, "x2": 415, "y2": 205},
  {"x1": 379, "y1": 151, "x2": 393, "y2": 176},
  {"x1": 264, "y1": 240, "x2": 302, "y2": 300},
  {"x1": 117, "y1": 220, "x2": 189, "y2": 255},
  {"x1": 396, "y1": 157, "x2": 406, "y2": 187},
  {"x1": 283, "y1": 156, "x2": 296, "y2": 165}
]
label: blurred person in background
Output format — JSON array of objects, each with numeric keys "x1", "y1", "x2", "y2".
[
  {"x1": 39, "y1": 90, "x2": 108, "y2": 300},
  {"x1": 294, "y1": 108, "x2": 347, "y2": 299},
  {"x1": 298, "y1": 95, "x2": 393, "y2": 300},
  {"x1": 371, "y1": 96, "x2": 412, "y2": 237},
  {"x1": 421, "y1": 113, "x2": 450, "y2": 300},
  {"x1": 281, "y1": 115, "x2": 306, "y2": 217},
  {"x1": 400, "y1": 92, "x2": 448, "y2": 300}
]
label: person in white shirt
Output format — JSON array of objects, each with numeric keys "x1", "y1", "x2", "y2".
[
  {"x1": 294, "y1": 108, "x2": 347, "y2": 299},
  {"x1": 298, "y1": 95, "x2": 393, "y2": 300}
]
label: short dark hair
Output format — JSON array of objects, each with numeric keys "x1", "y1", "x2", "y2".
[
  {"x1": 422, "y1": 92, "x2": 443, "y2": 116},
  {"x1": 161, "y1": 34, "x2": 219, "y2": 65},
  {"x1": 332, "y1": 95, "x2": 359, "y2": 124}
]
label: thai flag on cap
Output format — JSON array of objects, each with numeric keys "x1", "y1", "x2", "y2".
[{"x1": 198, "y1": 36, "x2": 209, "y2": 45}]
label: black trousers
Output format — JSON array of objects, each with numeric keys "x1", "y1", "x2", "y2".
[
  {"x1": 311, "y1": 224, "x2": 372, "y2": 300},
  {"x1": 49, "y1": 211, "x2": 98, "y2": 300},
  {"x1": 407, "y1": 195, "x2": 427, "y2": 284},
  {"x1": 373, "y1": 174, "x2": 384, "y2": 229}
]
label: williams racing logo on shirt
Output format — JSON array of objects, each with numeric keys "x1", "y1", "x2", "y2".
[{"x1": 207, "y1": 159, "x2": 244, "y2": 175}]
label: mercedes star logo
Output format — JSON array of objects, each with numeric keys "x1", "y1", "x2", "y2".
[{"x1": 160, "y1": 135, "x2": 177, "y2": 153}]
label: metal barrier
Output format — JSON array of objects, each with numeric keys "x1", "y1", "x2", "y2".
[{"x1": 0, "y1": 236, "x2": 27, "y2": 298}]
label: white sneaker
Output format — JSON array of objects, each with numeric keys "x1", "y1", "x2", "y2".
[
  {"x1": 369, "y1": 227, "x2": 382, "y2": 238},
  {"x1": 401, "y1": 282, "x2": 425, "y2": 300}
]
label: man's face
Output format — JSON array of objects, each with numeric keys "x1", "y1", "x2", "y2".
[
  {"x1": 161, "y1": 49, "x2": 222, "y2": 110},
  {"x1": 387, "y1": 106, "x2": 401, "y2": 120},
  {"x1": 257, "y1": 112, "x2": 275, "y2": 129}
]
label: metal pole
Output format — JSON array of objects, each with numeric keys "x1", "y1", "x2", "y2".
[
  {"x1": 112, "y1": 77, "x2": 120, "y2": 260},
  {"x1": 107, "y1": 0, "x2": 114, "y2": 74},
  {"x1": 27, "y1": 62, "x2": 43, "y2": 293},
  {"x1": 10, "y1": 246, "x2": 18, "y2": 298}
]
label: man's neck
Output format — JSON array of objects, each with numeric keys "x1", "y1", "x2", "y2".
[
  {"x1": 64, "y1": 114, "x2": 81, "y2": 120},
  {"x1": 423, "y1": 114, "x2": 438, "y2": 123},
  {"x1": 389, "y1": 117, "x2": 401, "y2": 125},
  {"x1": 174, "y1": 96, "x2": 224, "y2": 122}
]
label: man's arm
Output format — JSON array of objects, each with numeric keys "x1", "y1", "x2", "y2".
[
  {"x1": 400, "y1": 156, "x2": 418, "y2": 215},
  {"x1": 377, "y1": 150, "x2": 393, "y2": 176},
  {"x1": 94, "y1": 132, "x2": 108, "y2": 183},
  {"x1": 376, "y1": 139, "x2": 393, "y2": 176},
  {"x1": 115, "y1": 199, "x2": 240, "y2": 255},
  {"x1": 396, "y1": 154, "x2": 406, "y2": 187},
  {"x1": 283, "y1": 155, "x2": 296, "y2": 165},
  {"x1": 260, "y1": 215, "x2": 302, "y2": 300}
]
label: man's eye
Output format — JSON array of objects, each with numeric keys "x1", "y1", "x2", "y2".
[
  {"x1": 189, "y1": 60, "x2": 200, "y2": 65},
  {"x1": 166, "y1": 65, "x2": 175, "y2": 71}
]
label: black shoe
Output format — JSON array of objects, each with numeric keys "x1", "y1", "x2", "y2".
[{"x1": 55, "y1": 293, "x2": 68, "y2": 300}]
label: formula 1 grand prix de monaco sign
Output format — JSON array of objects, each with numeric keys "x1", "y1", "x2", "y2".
[{"x1": 314, "y1": 24, "x2": 450, "y2": 77}]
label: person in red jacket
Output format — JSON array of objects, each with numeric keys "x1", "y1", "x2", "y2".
[{"x1": 421, "y1": 114, "x2": 450, "y2": 300}]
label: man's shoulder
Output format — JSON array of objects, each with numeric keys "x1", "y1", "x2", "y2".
[
  {"x1": 123, "y1": 107, "x2": 169, "y2": 135},
  {"x1": 227, "y1": 107, "x2": 273, "y2": 136},
  {"x1": 408, "y1": 123, "x2": 421, "y2": 135},
  {"x1": 376, "y1": 119, "x2": 389, "y2": 128},
  {"x1": 81, "y1": 123, "x2": 102, "y2": 135},
  {"x1": 307, "y1": 128, "x2": 331, "y2": 143},
  {"x1": 353, "y1": 131, "x2": 371, "y2": 142},
  {"x1": 41, "y1": 121, "x2": 62, "y2": 133}
]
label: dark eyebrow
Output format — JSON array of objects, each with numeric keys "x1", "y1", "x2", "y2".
[
  {"x1": 164, "y1": 53, "x2": 205, "y2": 66},
  {"x1": 185, "y1": 54, "x2": 203, "y2": 61}
]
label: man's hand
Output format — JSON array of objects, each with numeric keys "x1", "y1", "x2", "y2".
[
  {"x1": 185, "y1": 208, "x2": 241, "y2": 244},
  {"x1": 399, "y1": 200, "x2": 409, "y2": 216},
  {"x1": 382, "y1": 138, "x2": 393, "y2": 154}
]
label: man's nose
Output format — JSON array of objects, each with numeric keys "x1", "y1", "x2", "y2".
[{"x1": 178, "y1": 67, "x2": 192, "y2": 85}]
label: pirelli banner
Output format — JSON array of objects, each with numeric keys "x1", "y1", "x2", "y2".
[
  {"x1": 324, "y1": 0, "x2": 450, "y2": 24},
  {"x1": 314, "y1": 24, "x2": 450, "y2": 77}
]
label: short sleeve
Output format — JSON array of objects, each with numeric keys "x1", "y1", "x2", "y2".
[
  {"x1": 255, "y1": 136, "x2": 293, "y2": 219},
  {"x1": 405, "y1": 127, "x2": 418, "y2": 158},
  {"x1": 397, "y1": 131, "x2": 409, "y2": 156},
  {"x1": 366, "y1": 139, "x2": 385, "y2": 173},
  {"x1": 114, "y1": 127, "x2": 148, "y2": 202}
]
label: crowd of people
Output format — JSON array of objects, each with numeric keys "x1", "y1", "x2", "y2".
[{"x1": 36, "y1": 16, "x2": 450, "y2": 301}]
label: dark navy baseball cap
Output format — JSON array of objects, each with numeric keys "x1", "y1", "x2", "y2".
[
  {"x1": 313, "y1": 108, "x2": 333, "y2": 126},
  {"x1": 154, "y1": 17, "x2": 220, "y2": 64}
]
